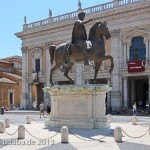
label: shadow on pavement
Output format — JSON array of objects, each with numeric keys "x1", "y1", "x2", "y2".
[
  {"x1": 37, "y1": 143, "x2": 77, "y2": 150},
  {"x1": 43, "y1": 127, "x2": 114, "y2": 142},
  {"x1": 0, "y1": 138, "x2": 17, "y2": 149},
  {"x1": 118, "y1": 141, "x2": 150, "y2": 150}
]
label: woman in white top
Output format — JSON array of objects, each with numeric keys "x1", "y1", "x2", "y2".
[
  {"x1": 39, "y1": 102, "x2": 45, "y2": 118},
  {"x1": 133, "y1": 101, "x2": 137, "y2": 116}
]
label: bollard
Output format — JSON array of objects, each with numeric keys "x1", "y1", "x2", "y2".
[
  {"x1": 0, "y1": 120, "x2": 5, "y2": 133},
  {"x1": 61, "y1": 126, "x2": 69, "y2": 143},
  {"x1": 18, "y1": 125, "x2": 25, "y2": 139},
  {"x1": 131, "y1": 116, "x2": 137, "y2": 125},
  {"x1": 114, "y1": 127, "x2": 122, "y2": 142},
  {"x1": 5, "y1": 118, "x2": 10, "y2": 128},
  {"x1": 26, "y1": 115, "x2": 31, "y2": 124}
]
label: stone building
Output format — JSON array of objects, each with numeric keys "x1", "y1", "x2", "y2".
[
  {"x1": 15, "y1": 0, "x2": 150, "y2": 113},
  {"x1": 0, "y1": 56, "x2": 22, "y2": 109}
]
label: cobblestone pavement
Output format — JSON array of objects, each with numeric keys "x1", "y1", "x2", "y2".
[{"x1": 0, "y1": 113, "x2": 150, "y2": 150}]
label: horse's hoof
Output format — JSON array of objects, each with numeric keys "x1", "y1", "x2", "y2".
[
  {"x1": 50, "y1": 82, "x2": 54, "y2": 86},
  {"x1": 70, "y1": 79, "x2": 74, "y2": 84}
]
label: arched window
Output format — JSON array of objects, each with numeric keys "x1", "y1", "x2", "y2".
[{"x1": 129, "y1": 36, "x2": 146, "y2": 61}]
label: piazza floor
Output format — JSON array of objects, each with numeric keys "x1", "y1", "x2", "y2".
[{"x1": 0, "y1": 112, "x2": 150, "y2": 150}]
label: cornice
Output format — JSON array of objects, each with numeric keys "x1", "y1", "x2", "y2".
[{"x1": 15, "y1": 2, "x2": 150, "y2": 40}]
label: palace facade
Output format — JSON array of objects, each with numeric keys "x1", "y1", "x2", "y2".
[
  {"x1": 0, "y1": 56, "x2": 22, "y2": 109},
  {"x1": 15, "y1": 0, "x2": 150, "y2": 113}
]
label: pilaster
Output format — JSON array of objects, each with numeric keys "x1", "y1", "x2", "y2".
[
  {"x1": 21, "y1": 46, "x2": 28, "y2": 108},
  {"x1": 45, "y1": 42, "x2": 52, "y2": 87},
  {"x1": 123, "y1": 76, "x2": 128, "y2": 108},
  {"x1": 144, "y1": 37, "x2": 149, "y2": 65},
  {"x1": 110, "y1": 29, "x2": 121, "y2": 111},
  {"x1": 123, "y1": 39, "x2": 127, "y2": 67},
  {"x1": 126, "y1": 39, "x2": 131, "y2": 62}
]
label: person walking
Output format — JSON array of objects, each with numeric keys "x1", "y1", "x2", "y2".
[
  {"x1": 46, "y1": 103, "x2": 51, "y2": 118},
  {"x1": 133, "y1": 101, "x2": 137, "y2": 116},
  {"x1": 39, "y1": 101, "x2": 45, "y2": 118}
]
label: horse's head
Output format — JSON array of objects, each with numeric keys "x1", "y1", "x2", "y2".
[{"x1": 96, "y1": 21, "x2": 111, "y2": 40}]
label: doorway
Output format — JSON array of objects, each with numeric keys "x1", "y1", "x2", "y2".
[
  {"x1": 36, "y1": 83, "x2": 44, "y2": 106},
  {"x1": 129, "y1": 78, "x2": 148, "y2": 109}
]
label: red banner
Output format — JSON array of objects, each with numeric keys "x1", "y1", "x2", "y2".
[{"x1": 128, "y1": 60, "x2": 145, "y2": 73}]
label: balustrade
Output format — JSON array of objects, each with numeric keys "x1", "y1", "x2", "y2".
[{"x1": 24, "y1": 0, "x2": 143, "y2": 30}]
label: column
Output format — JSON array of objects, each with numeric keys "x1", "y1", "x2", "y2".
[
  {"x1": 130, "y1": 79, "x2": 135, "y2": 103},
  {"x1": 126, "y1": 39, "x2": 131, "y2": 62},
  {"x1": 45, "y1": 42, "x2": 52, "y2": 106},
  {"x1": 123, "y1": 77, "x2": 128, "y2": 108},
  {"x1": 144, "y1": 37, "x2": 149, "y2": 65},
  {"x1": 123, "y1": 39, "x2": 127, "y2": 67},
  {"x1": 76, "y1": 63, "x2": 84, "y2": 84},
  {"x1": 28, "y1": 83, "x2": 32, "y2": 108},
  {"x1": 45, "y1": 42, "x2": 52, "y2": 87},
  {"x1": 21, "y1": 47, "x2": 28, "y2": 108},
  {"x1": 110, "y1": 29, "x2": 121, "y2": 111},
  {"x1": 35, "y1": 84, "x2": 38, "y2": 104}
]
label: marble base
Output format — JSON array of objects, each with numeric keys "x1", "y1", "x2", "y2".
[{"x1": 43, "y1": 84, "x2": 111, "y2": 129}]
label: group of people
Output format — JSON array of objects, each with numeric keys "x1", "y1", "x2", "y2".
[
  {"x1": 133, "y1": 101, "x2": 142, "y2": 115},
  {"x1": 39, "y1": 102, "x2": 51, "y2": 118}
]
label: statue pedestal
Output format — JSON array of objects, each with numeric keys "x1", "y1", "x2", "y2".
[{"x1": 43, "y1": 84, "x2": 111, "y2": 129}]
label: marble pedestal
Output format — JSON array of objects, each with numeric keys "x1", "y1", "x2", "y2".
[{"x1": 43, "y1": 84, "x2": 111, "y2": 129}]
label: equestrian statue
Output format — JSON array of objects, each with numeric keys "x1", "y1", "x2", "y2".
[{"x1": 49, "y1": 11, "x2": 114, "y2": 86}]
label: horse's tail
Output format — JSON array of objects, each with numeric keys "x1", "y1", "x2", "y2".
[{"x1": 49, "y1": 45, "x2": 56, "y2": 65}]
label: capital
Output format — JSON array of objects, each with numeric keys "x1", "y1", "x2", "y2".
[
  {"x1": 111, "y1": 29, "x2": 120, "y2": 37},
  {"x1": 122, "y1": 38, "x2": 127, "y2": 44},
  {"x1": 144, "y1": 36, "x2": 149, "y2": 44},
  {"x1": 45, "y1": 41, "x2": 53, "y2": 49},
  {"x1": 21, "y1": 47, "x2": 27, "y2": 53}
]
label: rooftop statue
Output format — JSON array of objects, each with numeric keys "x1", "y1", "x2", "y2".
[
  {"x1": 49, "y1": 12, "x2": 114, "y2": 86},
  {"x1": 49, "y1": 9, "x2": 52, "y2": 17}
]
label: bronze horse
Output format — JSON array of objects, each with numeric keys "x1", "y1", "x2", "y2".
[{"x1": 49, "y1": 21, "x2": 114, "y2": 86}]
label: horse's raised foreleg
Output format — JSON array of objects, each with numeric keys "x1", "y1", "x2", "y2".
[
  {"x1": 102, "y1": 55, "x2": 114, "y2": 73},
  {"x1": 50, "y1": 64, "x2": 61, "y2": 86},
  {"x1": 94, "y1": 61, "x2": 102, "y2": 83},
  {"x1": 64, "y1": 63, "x2": 74, "y2": 84}
]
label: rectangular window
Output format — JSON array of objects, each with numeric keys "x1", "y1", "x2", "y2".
[
  {"x1": 9, "y1": 92, "x2": 13, "y2": 105},
  {"x1": 35, "y1": 59, "x2": 40, "y2": 72}
]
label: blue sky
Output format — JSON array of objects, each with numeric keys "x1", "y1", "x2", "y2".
[{"x1": 0, "y1": 0, "x2": 111, "y2": 59}]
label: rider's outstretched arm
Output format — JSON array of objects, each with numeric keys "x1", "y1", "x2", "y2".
[{"x1": 82, "y1": 18, "x2": 93, "y2": 24}]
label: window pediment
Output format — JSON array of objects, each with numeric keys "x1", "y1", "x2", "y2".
[
  {"x1": 32, "y1": 48, "x2": 43, "y2": 58},
  {"x1": 123, "y1": 29, "x2": 149, "y2": 39}
]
